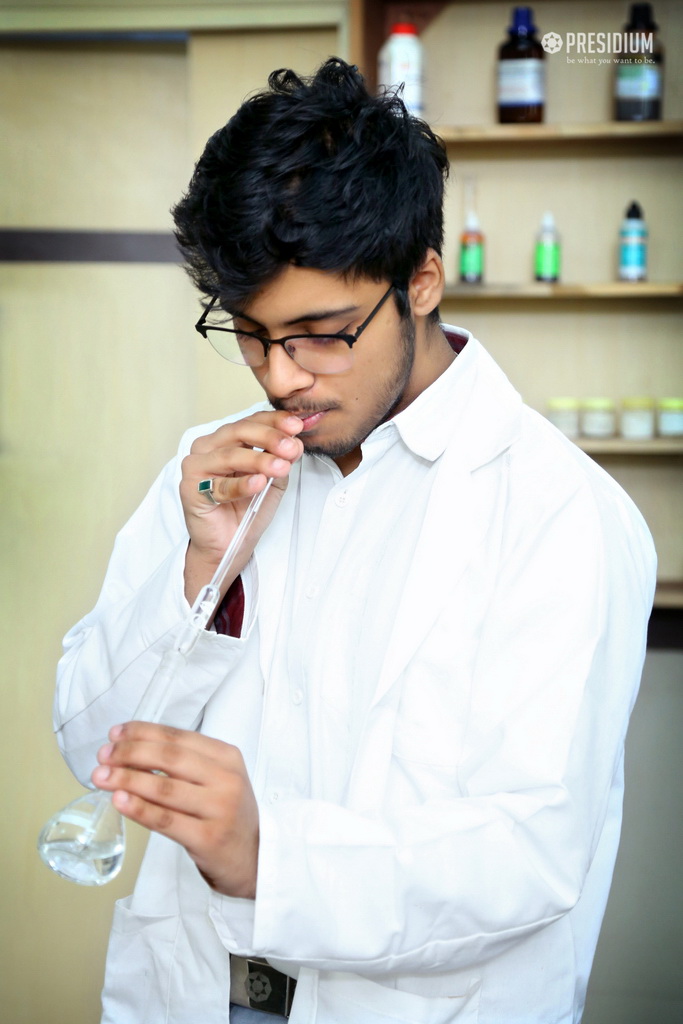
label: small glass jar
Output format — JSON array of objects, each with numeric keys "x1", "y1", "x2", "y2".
[
  {"x1": 581, "y1": 398, "x2": 616, "y2": 438},
  {"x1": 657, "y1": 398, "x2": 683, "y2": 437},
  {"x1": 620, "y1": 397, "x2": 655, "y2": 441},
  {"x1": 547, "y1": 397, "x2": 580, "y2": 438}
]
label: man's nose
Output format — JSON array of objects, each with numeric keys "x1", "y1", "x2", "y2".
[{"x1": 260, "y1": 343, "x2": 315, "y2": 397}]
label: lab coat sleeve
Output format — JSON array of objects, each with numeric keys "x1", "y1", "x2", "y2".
[
  {"x1": 209, "y1": 460, "x2": 656, "y2": 975},
  {"x1": 53, "y1": 419, "x2": 259, "y2": 786}
]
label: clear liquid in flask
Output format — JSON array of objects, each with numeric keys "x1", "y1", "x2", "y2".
[{"x1": 37, "y1": 790, "x2": 126, "y2": 886}]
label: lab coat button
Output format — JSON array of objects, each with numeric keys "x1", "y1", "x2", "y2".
[
  {"x1": 268, "y1": 790, "x2": 280, "y2": 804},
  {"x1": 291, "y1": 689, "x2": 304, "y2": 705},
  {"x1": 305, "y1": 584, "x2": 319, "y2": 599},
  {"x1": 334, "y1": 491, "x2": 348, "y2": 507}
]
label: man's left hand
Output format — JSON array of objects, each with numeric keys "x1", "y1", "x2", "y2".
[{"x1": 92, "y1": 722, "x2": 259, "y2": 899}]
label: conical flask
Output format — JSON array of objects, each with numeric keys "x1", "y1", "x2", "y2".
[{"x1": 38, "y1": 790, "x2": 126, "y2": 885}]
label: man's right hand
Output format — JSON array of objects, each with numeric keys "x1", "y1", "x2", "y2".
[{"x1": 180, "y1": 411, "x2": 304, "y2": 605}]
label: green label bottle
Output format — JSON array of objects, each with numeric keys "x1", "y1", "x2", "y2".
[
  {"x1": 534, "y1": 211, "x2": 561, "y2": 282},
  {"x1": 459, "y1": 212, "x2": 485, "y2": 283}
]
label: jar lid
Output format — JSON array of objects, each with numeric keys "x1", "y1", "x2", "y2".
[
  {"x1": 548, "y1": 397, "x2": 579, "y2": 409},
  {"x1": 622, "y1": 396, "x2": 655, "y2": 409},
  {"x1": 582, "y1": 398, "x2": 615, "y2": 410},
  {"x1": 658, "y1": 397, "x2": 683, "y2": 411}
]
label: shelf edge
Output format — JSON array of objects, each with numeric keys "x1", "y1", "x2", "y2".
[
  {"x1": 441, "y1": 284, "x2": 683, "y2": 300},
  {"x1": 577, "y1": 439, "x2": 683, "y2": 456},
  {"x1": 435, "y1": 120, "x2": 683, "y2": 144}
]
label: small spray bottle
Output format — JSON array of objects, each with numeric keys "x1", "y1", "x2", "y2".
[
  {"x1": 534, "y1": 211, "x2": 561, "y2": 282},
  {"x1": 460, "y1": 211, "x2": 485, "y2": 284},
  {"x1": 618, "y1": 201, "x2": 647, "y2": 281},
  {"x1": 460, "y1": 179, "x2": 485, "y2": 284}
]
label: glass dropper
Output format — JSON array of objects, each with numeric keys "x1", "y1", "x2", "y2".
[{"x1": 38, "y1": 478, "x2": 274, "y2": 885}]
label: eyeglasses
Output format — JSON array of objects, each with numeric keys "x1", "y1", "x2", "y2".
[{"x1": 194, "y1": 284, "x2": 395, "y2": 375}]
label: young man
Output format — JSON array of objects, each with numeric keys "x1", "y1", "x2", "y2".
[{"x1": 55, "y1": 59, "x2": 656, "y2": 1023}]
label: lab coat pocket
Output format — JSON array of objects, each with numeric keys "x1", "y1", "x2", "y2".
[
  {"x1": 101, "y1": 895, "x2": 180, "y2": 1024},
  {"x1": 313, "y1": 970, "x2": 480, "y2": 1024}
]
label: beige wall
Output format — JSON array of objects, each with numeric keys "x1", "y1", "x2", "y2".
[
  {"x1": 0, "y1": 27, "x2": 336, "y2": 1024},
  {"x1": 2, "y1": 42, "x2": 191, "y2": 229}
]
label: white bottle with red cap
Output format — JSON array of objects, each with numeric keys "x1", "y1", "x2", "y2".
[{"x1": 378, "y1": 20, "x2": 424, "y2": 118}]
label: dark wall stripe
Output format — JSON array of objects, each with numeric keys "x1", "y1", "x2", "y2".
[
  {"x1": 648, "y1": 608, "x2": 683, "y2": 650},
  {"x1": 0, "y1": 32, "x2": 188, "y2": 43},
  {"x1": 0, "y1": 229, "x2": 180, "y2": 263}
]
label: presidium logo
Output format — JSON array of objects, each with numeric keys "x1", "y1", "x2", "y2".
[
  {"x1": 541, "y1": 30, "x2": 655, "y2": 62},
  {"x1": 541, "y1": 32, "x2": 563, "y2": 54}
]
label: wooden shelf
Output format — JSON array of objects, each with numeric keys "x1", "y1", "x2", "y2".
[
  {"x1": 654, "y1": 582, "x2": 683, "y2": 609},
  {"x1": 577, "y1": 438, "x2": 683, "y2": 456},
  {"x1": 442, "y1": 283, "x2": 683, "y2": 300},
  {"x1": 435, "y1": 120, "x2": 683, "y2": 144}
]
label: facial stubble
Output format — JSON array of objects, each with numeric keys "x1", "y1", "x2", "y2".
[{"x1": 292, "y1": 315, "x2": 416, "y2": 460}]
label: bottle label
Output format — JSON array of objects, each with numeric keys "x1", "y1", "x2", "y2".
[
  {"x1": 581, "y1": 409, "x2": 616, "y2": 438},
  {"x1": 498, "y1": 59, "x2": 545, "y2": 105},
  {"x1": 621, "y1": 408, "x2": 655, "y2": 441},
  {"x1": 460, "y1": 242, "x2": 483, "y2": 281},
  {"x1": 619, "y1": 238, "x2": 647, "y2": 278},
  {"x1": 615, "y1": 64, "x2": 662, "y2": 100},
  {"x1": 535, "y1": 241, "x2": 560, "y2": 281}
]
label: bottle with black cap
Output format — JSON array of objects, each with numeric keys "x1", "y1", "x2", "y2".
[
  {"x1": 614, "y1": 3, "x2": 663, "y2": 121},
  {"x1": 497, "y1": 6, "x2": 545, "y2": 123},
  {"x1": 618, "y1": 201, "x2": 648, "y2": 281}
]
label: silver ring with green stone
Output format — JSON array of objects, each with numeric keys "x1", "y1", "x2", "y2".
[{"x1": 198, "y1": 478, "x2": 219, "y2": 505}]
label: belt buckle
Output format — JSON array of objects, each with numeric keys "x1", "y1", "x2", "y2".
[{"x1": 231, "y1": 956, "x2": 296, "y2": 1017}]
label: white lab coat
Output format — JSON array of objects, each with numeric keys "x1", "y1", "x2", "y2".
[{"x1": 54, "y1": 332, "x2": 656, "y2": 1023}]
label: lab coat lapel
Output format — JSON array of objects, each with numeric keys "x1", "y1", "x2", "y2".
[
  {"x1": 345, "y1": 451, "x2": 480, "y2": 815},
  {"x1": 371, "y1": 448, "x2": 475, "y2": 710},
  {"x1": 371, "y1": 342, "x2": 523, "y2": 710}
]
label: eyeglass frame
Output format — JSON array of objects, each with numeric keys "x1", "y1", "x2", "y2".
[{"x1": 194, "y1": 283, "x2": 396, "y2": 370}]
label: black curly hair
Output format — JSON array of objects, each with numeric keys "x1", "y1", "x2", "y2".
[{"x1": 172, "y1": 57, "x2": 449, "y2": 318}]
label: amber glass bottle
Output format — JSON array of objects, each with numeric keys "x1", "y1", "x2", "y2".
[
  {"x1": 614, "y1": 3, "x2": 663, "y2": 121},
  {"x1": 497, "y1": 6, "x2": 545, "y2": 123}
]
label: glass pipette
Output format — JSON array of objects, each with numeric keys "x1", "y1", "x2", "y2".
[{"x1": 38, "y1": 477, "x2": 275, "y2": 885}]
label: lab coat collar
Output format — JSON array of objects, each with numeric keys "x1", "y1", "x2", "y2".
[
  {"x1": 389, "y1": 326, "x2": 469, "y2": 463},
  {"x1": 392, "y1": 326, "x2": 522, "y2": 469}
]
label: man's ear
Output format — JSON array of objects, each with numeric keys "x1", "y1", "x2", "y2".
[{"x1": 408, "y1": 249, "x2": 445, "y2": 317}]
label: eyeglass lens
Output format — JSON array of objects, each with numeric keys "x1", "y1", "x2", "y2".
[{"x1": 203, "y1": 327, "x2": 355, "y2": 374}]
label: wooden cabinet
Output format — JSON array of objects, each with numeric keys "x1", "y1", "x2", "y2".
[{"x1": 351, "y1": 0, "x2": 683, "y2": 608}]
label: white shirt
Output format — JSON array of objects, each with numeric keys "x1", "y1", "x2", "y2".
[
  {"x1": 251, "y1": 350, "x2": 463, "y2": 811},
  {"x1": 54, "y1": 330, "x2": 657, "y2": 1024}
]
